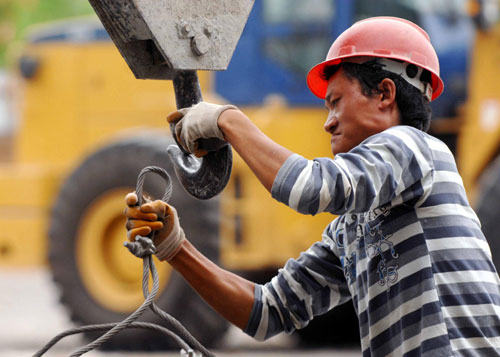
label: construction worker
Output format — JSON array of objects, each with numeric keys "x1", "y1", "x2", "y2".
[{"x1": 124, "y1": 17, "x2": 500, "y2": 355}]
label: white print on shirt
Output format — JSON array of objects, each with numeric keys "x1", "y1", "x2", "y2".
[
  {"x1": 338, "y1": 206, "x2": 399, "y2": 291},
  {"x1": 365, "y1": 221, "x2": 399, "y2": 289}
]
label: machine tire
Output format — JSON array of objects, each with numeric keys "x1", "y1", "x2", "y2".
[
  {"x1": 475, "y1": 155, "x2": 500, "y2": 272},
  {"x1": 48, "y1": 134, "x2": 228, "y2": 350}
]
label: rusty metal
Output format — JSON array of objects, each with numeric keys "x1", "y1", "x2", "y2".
[{"x1": 88, "y1": 0, "x2": 254, "y2": 199}]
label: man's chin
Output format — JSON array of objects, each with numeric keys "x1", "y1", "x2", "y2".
[
  {"x1": 331, "y1": 146, "x2": 344, "y2": 156},
  {"x1": 332, "y1": 142, "x2": 356, "y2": 155}
]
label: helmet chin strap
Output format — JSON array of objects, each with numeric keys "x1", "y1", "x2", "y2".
[{"x1": 374, "y1": 58, "x2": 433, "y2": 101}]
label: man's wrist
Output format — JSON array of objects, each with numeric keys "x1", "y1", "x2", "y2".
[
  {"x1": 217, "y1": 109, "x2": 246, "y2": 140},
  {"x1": 167, "y1": 239, "x2": 193, "y2": 268},
  {"x1": 156, "y1": 225, "x2": 186, "y2": 261}
]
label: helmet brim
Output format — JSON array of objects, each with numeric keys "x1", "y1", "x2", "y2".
[{"x1": 306, "y1": 56, "x2": 444, "y2": 102}]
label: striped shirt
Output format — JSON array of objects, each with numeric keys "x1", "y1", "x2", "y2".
[{"x1": 244, "y1": 125, "x2": 500, "y2": 356}]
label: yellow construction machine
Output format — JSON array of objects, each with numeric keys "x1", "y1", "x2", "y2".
[
  {"x1": 1, "y1": 0, "x2": 500, "y2": 350},
  {"x1": 0, "y1": 13, "x2": 336, "y2": 349}
]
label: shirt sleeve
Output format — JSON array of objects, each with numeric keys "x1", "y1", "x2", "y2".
[
  {"x1": 271, "y1": 126, "x2": 434, "y2": 215},
  {"x1": 243, "y1": 223, "x2": 351, "y2": 341}
]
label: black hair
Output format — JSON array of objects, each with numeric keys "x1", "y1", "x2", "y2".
[{"x1": 321, "y1": 61, "x2": 432, "y2": 132}]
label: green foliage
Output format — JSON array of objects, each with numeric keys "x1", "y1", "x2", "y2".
[{"x1": 0, "y1": 0, "x2": 94, "y2": 66}]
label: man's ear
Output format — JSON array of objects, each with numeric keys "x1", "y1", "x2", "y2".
[{"x1": 378, "y1": 78, "x2": 397, "y2": 110}]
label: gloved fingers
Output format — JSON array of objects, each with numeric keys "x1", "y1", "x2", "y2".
[
  {"x1": 127, "y1": 226, "x2": 152, "y2": 242},
  {"x1": 164, "y1": 204, "x2": 176, "y2": 218},
  {"x1": 166, "y1": 108, "x2": 188, "y2": 124},
  {"x1": 140, "y1": 200, "x2": 168, "y2": 218},
  {"x1": 150, "y1": 205, "x2": 178, "y2": 246},
  {"x1": 193, "y1": 146, "x2": 208, "y2": 158},
  {"x1": 174, "y1": 117, "x2": 188, "y2": 151},
  {"x1": 174, "y1": 119, "x2": 198, "y2": 154},
  {"x1": 126, "y1": 218, "x2": 163, "y2": 231},
  {"x1": 163, "y1": 207, "x2": 176, "y2": 228},
  {"x1": 184, "y1": 135, "x2": 199, "y2": 154},
  {"x1": 125, "y1": 192, "x2": 138, "y2": 206},
  {"x1": 169, "y1": 110, "x2": 191, "y2": 152},
  {"x1": 168, "y1": 102, "x2": 237, "y2": 156},
  {"x1": 124, "y1": 205, "x2": 158, "y2": 221},
  {"x1": 124, "y1": 192, "x2": 155, "y2": 219}
]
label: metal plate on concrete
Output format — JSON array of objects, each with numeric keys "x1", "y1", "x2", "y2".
[{"x1": 89, "y1": 0, "x2": 255, "y2": 79}]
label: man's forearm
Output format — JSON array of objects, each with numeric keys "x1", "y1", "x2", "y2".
[
  {"x1": 169, "y1": 239, "x2": 255, "y2": 330},
  {"x1": 218, "y1": 109, "x2": 293, "y2": 192}
]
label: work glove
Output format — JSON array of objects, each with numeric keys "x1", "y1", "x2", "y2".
[
  {"x1": 167, "y1": 101, "x2": 238, "y2": 157},
  {"x1": 123, "y1": 192, "x2": 185, "y2": 261}
]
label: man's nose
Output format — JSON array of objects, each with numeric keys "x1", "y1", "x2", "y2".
[{"x1": 324, "y1": 114, "x2": 337, "y2": 133}]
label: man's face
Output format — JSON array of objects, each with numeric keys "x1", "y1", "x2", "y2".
[{"x1": 324, "y1": 68, "x2": 399, "y2": 155}]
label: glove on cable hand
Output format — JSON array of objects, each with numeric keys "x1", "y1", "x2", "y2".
[
  {"x1": 124, "y1": 192, "x2": 185, "y2": 261},
  {"x1": 167, "y1": 101, "x2": 238, "y2": 157}
]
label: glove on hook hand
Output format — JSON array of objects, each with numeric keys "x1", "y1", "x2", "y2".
[{"x1": 168, "y1": 70, "x2": 233, "y2": 200}]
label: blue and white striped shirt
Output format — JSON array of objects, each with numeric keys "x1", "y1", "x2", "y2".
[{"x1": 244, "y1": 126, "x2": 500, "y2": 356}]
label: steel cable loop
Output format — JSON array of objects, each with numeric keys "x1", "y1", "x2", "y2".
[
  {"x1": 136, "y1": 168, "x2": 215, "y2": 357},
  {"x1": 131, "y1": 165, "x2": 173, "y2": 250},
  {"x1": 135, "y1": 166, "x2": 173, "y2": 205},
  {"x1": 33, "y1": 166, "x2": 215, "y2": 356}
]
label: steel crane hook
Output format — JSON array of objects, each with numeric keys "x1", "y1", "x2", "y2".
[{"x1": 167, "y1": 70, "x2": 232, "y2": 200}]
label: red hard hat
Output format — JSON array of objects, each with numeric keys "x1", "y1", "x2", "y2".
[{"x1": 306, "y1": 17, "x2": 444, "y2": 101}]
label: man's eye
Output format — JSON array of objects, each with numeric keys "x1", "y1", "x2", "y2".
[{"x1": 331, "y1": 98, "x2": 340, "y2": 107}]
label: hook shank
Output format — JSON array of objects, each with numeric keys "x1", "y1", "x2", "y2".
[{"x1": 168, "y1": 70, "x2": 232, "y2": 199}]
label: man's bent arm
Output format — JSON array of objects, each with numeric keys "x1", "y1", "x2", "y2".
[
  {"x1": 218, "y1": 109, "x2": 293, "y2": 192},
  {"x1": 271, "y1": 126, "x2": 435, "y2": 215},
  {"x1": 169, "y1": 239, "x2": 255, "y2": 330}
]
